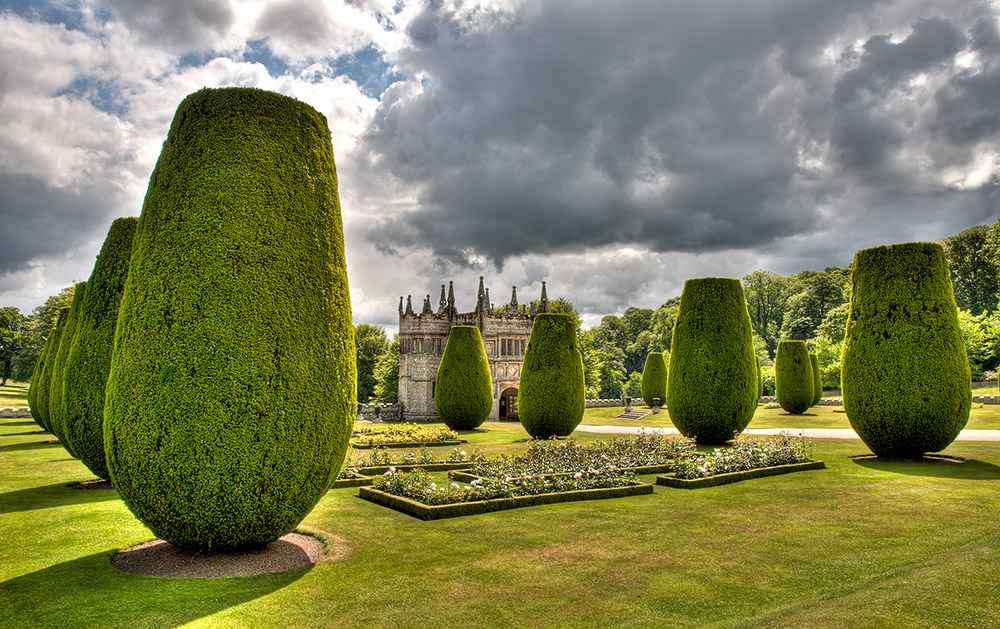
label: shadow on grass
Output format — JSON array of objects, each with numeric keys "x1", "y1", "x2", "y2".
[
  {"x1": 1, "y1": 430, "x2": 48, "y2": 437},
  {"x1": 0, "y1": 440, "x2": 60, "y2": 453},
  {"x1": 851, "y1": 456, "x2": 1000, "y2": 480},
  {"x1": 1, "y1": 421, "x2": 38, "y2": 427},
  {"x1": 0, "y1": 550, "x2": 311, "y2": 629},
  {"x1": 0, "y1": 481, "x2": 119, "y2": 515}
]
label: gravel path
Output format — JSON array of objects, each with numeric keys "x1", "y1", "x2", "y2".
[{"x1": 576, "y1": 425, "x2": 1000, "y2": 441}]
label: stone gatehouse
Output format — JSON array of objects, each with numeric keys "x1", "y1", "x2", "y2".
[{"x1": 398, "y1": 277, "x2": 549, "y2": 422}]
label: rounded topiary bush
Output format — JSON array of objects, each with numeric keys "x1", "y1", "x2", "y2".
[
  {"x1": 666, "y1": 278, "x2": 757, "y2": 444},
  {"x1": 36, "y1": 307, "x2": 70, "y2": 434},
  {"x1": 104, "y1": 87, "x2": 356, "y2": 550},
  {"x1": 519, "y1": 313, "x2": 585, "y2": 438},
  {"x1": 809, "y1": 353, "x2": 822, "y2": 406},
  {"x1": 48, "y1": 281, "x2": 87, "y2": 456},
  {"x1": 435, "y1": 326, "x2": 493, "y2": 430},
  {"x1": 841, "y1": 242, "x2": 971, "y2": 458},
  {"x1": 640, "y1": 352, "x2": 667, "y2": 408},
  {"x1": 775, "y1": 340, "x2": 813, "y2": 414},
  {"x1": 62, "y1": 218, "x2": 138, "y2": 480}
]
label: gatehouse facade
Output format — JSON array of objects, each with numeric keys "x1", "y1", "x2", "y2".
[{"x1": 397, "y1": 277, "x2": 549, "y2": 422}]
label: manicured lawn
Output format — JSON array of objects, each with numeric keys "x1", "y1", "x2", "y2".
[
  {"x1": 0, "y1": 381, "x2": 29, "y2": 407},
  {"x1": 2, "y1": 416, "x2": 999, "y2": 627},
  {"x1": 582, "y1": 403, "x2": 1000, "y2": 431}
]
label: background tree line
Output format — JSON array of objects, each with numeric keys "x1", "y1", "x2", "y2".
[{"x1": 5, "y1": 218, "x2": 1000, "y2": 399}]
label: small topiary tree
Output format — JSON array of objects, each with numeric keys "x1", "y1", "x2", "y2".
[
  {"x1": 48, "y1": 281, "x2": 87, "y2": 456},
  {"x1": 27, "y1": 328, "x2": 57, "y2": 430},
  {"x1": 435, "y1": 325, "x2": 493, "y2": 430},
  {"x1": 104, "y1": 87, "x2": 356, "y2": 550},
  {"x1": 36, "y1": 307, "x2": 70, "y2": 434},
  {"x1": 519, "y1": 313, "x2": 585, "y2": 438},
  {"x1": 775, "y1": 340, "x2": 813, "y2": 414},
  {"x1": 667, "y1": 278, "x2": 757, "y2": 444},
  {"x1": 640, "y1": 352, "x2": 667, "y2": 408},
  {"x1": 756, "y1": 355, "x2": 763, "y2": 402},
  {"x1": 809, "y1": 353, "x2": 822, "y2": 406},
  {"x1": 842, "y1": 242, "x2": 971, "y2": 457},
  {"x1": 62, "y1": 217, "x2": 138, "y2": 480}
]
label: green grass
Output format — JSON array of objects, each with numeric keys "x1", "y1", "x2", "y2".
[
  {"x1": 0, "y1": 381, "x2": 29, "y2": 407},
  {"x1": 582, "y1": 403, "x2": 1000, "y2": 431},
  {"x1": 3, "y1": 416, "x2": 1000, "y2": 627}
]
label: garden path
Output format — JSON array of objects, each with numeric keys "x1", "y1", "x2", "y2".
[{"x1": 575, "y1": 425, "x2": 1000, "y2": 441}]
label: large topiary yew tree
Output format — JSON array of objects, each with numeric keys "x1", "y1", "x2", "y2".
[
  {"x1": 62, "y1": 217, "x2": 138, "y2": 480},
  {"x1": 640, "y1": 352, "x2": 667, "y2": 408},
  {"x1": 104, "y1": 87, "x2": 356, "y2": 550},
  {"x1": 667, "y1": 278, "x2": 757, "y2": 444},
  {"x1": 435, "y1": 325, "x2": 493, "y2": 430},
  {"x1": 841, "y1": 242, "x2": 970, "y2": 458},
  {"x1": 519, "y1": 313, "x2": 585, "y2": 438},
  {"x1": 775, "y1": 340, "x2": 813, "y2": 414}
]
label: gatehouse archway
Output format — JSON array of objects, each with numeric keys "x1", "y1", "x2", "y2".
[{"x1": 499, "y1": 387, "x2": 519, "y2": 421}]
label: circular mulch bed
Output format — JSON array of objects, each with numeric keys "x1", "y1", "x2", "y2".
[
  {"x1": 851, "y1": 454, "x2": 966, "y2": 464},
  {"x1": 68, "y1": 479, "x2": 114, "y2": 490},
  {"x1": 111, "y1": 532, "x2": 325, "y2": 578}
]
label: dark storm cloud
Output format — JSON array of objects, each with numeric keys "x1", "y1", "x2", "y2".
[
  {"x1": 360, "y1": 0, "x2": 1000, "y2": 268},
  {"x1": 0, "y1": 173, "x2": 116, "y2": 273},
  {"x1": 100, "y1": 0, "x2": 237, "y2": 49}
]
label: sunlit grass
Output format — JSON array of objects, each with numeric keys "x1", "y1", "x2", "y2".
[{"x1": 2, "y1": 415, "x2": 999, "y2": 627}]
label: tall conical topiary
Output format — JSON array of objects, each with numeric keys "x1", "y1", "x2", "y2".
[
  {"x1": 640, "y1": 352, "x2": 667, "y2": 407},
  {"x1": 435, "y1": 326, "x2": 493, "y2": 430},
  {"x1": 36, "y1": 308, "x2": 69, "y2": 434},
  {"x1": 48, "y1": 281, "x2": 87, "y2": 456},
  {"x1": 104, "y1": 87, "x2": 356, "y2": 550},
  {"x1": 842, "y1": 242, "x2": 970, "y2": 457},
  {"x1": 775, "y1": 340, "x2": 813, "y2": 414},
  {"x1": 519, "y1": 313, "x2": 585, "y2": 438},
  {"x1": 27, "y1": 330, "x2": 56, "y2": 430},
  {"x1": 667, "y1": 278, "x2": 757, "y2": 444},
  {"x1": 62, "y1": 217, "x2": 138, "y2": 480},
  {"x1": 809, "y1": 353, "x2": 822, "y2": 406}
]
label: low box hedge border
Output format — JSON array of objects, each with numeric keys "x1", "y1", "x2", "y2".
[
  {"x1": 351, "y1": 439, "x2": 465, "y2": 449},
  {"x1": 655, "y1": 460, "x2": 825, "y2": 489},
  {"x1": 358, "y1": 482, "x2": 654, "y2": 520},
  {"x1": 357, "y1": 462, "x2": 475, "y2": 475},
  {"x1": 449, "y1": 463, "x2": 677, "y2": 485},
  {"x1": 331, "y1": 476, "x2": 374, "y2": 489}
]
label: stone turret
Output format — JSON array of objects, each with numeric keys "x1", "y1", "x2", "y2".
[{"x1": 422, "y1": 295, "x2": 433, "y2": 315}]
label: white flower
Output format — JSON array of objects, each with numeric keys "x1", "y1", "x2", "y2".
[
  {"x1": 451, "y1": 483, "x2": 460, "y2": 491},
  {"x1": 573, "y1": 472, "x2": 582, "y2": 479}
]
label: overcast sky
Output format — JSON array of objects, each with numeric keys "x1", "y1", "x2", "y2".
[{"x1": 1, "y1": 0, "x2": 998, "y2": 330}]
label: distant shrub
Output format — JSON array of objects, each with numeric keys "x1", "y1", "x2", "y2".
[
  {"x1": 435, "y1": 326, "x2": 493, "y2": 430},
  {"x1": 842, "y1": 242, "x2": 971, "y2": 457},
  {"x1": 775, "y1": 340, "x2": 813, "y2": 414},
  {"x1": 27, "y1": 325, "x2": 58, "y2": 430},
  {"x1": 519, "y1": 313, "x2": 585, "y2": 438},
  {"x1": 667, "y1": 278, "x2": 757, "y2": 444},
  {"x1": 48, "y1": 282, "x2": 87, "y2": 455},
  {"x1": 809, "y1": 353, "x2": 822, "y2": 405},
  {"x1": 36, "y1": 308, "x2": 69, "y2": 434},
  {"x1": 640, "y1": 352, "x2": 667, "y2": 407}
]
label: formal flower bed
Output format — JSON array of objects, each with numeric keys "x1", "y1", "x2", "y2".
[
  {"x1": 670, "y1": 433, "x2": 814, "y2": 479},
  {"x1": 334, "y1": 447, "x2": 487, "y2": 484},
  {"x1": 460, "y1": 431, "x2": 696, "y2": 479},
  {"x1": 657, "y1": 433, "x2": 823, "y2": 488},
  {"x1": 371, "y1": 467, "x2": 638, "y2": 505},
  {"x1": 351, "y1": 423, "x2": 461, "y2": 448}
]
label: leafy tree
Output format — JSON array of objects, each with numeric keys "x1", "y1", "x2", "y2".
[
  {"x1": 956, "y1": 309, "x2": 1000, "y2": 380},
  {"x1": 943, "y1": 223, "x2": 999, "y2": 315},
  {"x1": 0, "y1": 307, "x2": 26, "y2": 385},
  {"x1": 624, "y1": 371, "x2": 642, "y2": 398},
  {"x1": 815, "y1": 302, "x2": 850, "y2": 343},
  {"x1": 742, "y1": 271, "x2": 790, "y2": 358},
  {"x1": 546, "y1": 297, "x2": 582, "y2": 333},
  {"x1": 355, "y1": 324, "x2": 389, "y2": 403},
  {"x1": 595, "y1": 347, "x2": 626, "y2": 400},
  {"x1": 372, "y1": 334, "x2": 400, "y2": 403},
  {"x1": 780, "y1": 270, "x2": 847, "y2": 341},
  {"x1": 649, "y1": 301, "x2": 680, "y2": 351}
]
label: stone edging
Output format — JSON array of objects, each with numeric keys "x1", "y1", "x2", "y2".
[
  {"x1": 656, "y1": 460, "x2": 825, "y2": 489},
  {"x1": 350, "y1": 439, "x2": 465, "y2": 449},
  {"x1": 359, "y1": 482, "x2": 654, "y2": 520}
]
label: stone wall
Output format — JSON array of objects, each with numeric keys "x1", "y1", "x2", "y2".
[
  {"x1": 356, "y1": 403, "x2": 402, "y2": 423},
  {"x1": 0, "y1": 407, "x2": 31, "y2": 418}
]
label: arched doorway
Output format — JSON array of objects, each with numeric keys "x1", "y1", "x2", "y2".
[{"x1": 499, "y1": 387, "x2": 519, "y2": 421}]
